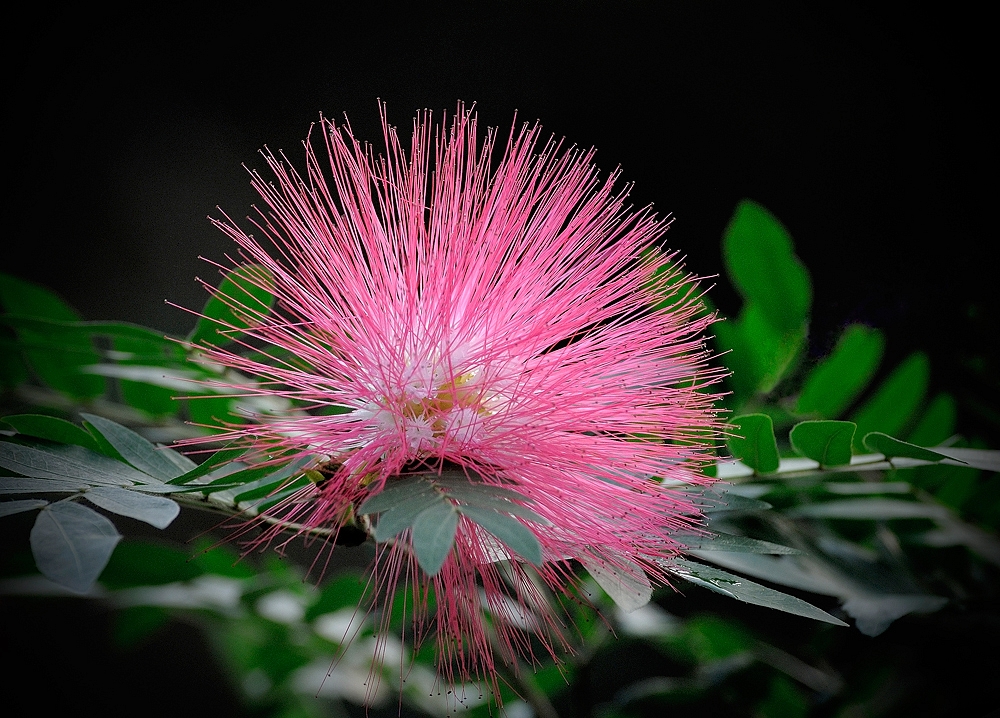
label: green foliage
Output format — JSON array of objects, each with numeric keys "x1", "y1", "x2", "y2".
[
  {"x1": 188, "y1": 265, "x2": 275, "y2": 347},
  {"x1": 722, "y1": 200, "x2": 811, "y2": 335},
  {"x1": 795, "y1": 324, "x2": 885, "y2": 418},
  {"x1": 789, "y1": 420, "x2": 855, "y2": 466},
  {"x1": 849, "y1": 352, "x2": 929, "y2": 450},
  {"x1": 727, "y1": 414, "x2": 780, "y2": 473}
]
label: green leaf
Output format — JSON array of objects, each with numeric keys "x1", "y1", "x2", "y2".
[
  {"x1": 721, "y1": 200, "x2": 811, "y2": 335},
  {"x1": 457, "y1": 505, "x2": 543, "y2": 565},
  {"x1": 0, "y1": 273, "x2": 80, "y2": 322},
  {"x1": 789, "y1": 421, "x2": 856, "y2": 467},
  {"x1": 80, "y1": 413, "x2": 185, "y2": 481},
  {"x1": 714, "y1": 304, "x2": 807, "y2": 399},
  {"x1": 0, "y1": 499, "x2": 49, "y2": 517},
  {"x1": 1, "y1": 414, "x2": 102, "y2": 453},
  {"x1": 579, "y1": 553, "x2": 653, "y2": 612},
  {"x1": 30, "y1": 501, "x2": 122, "y2": 593},
  {"x1": 0, "y1": 442, "x2": 154, "y2": 486},
  {"x1": 692, "y1": 487, "x2": 773, "y2": 513},
  {"x1": 862, "y1": 432, "x2": 956, "y2": 463},
  {"x1": 795, "y1": 324, "x2": 885, "y2": 418},
  {"x1": 850, "y1": 352, "x2": 929, "y2": 451},
  {"x1": 677, "y1": 532, "x2": 801, "y2": 554},
  {"x1": 907, "y1": 392, "x2": 957, "y2": 447},
  {"x1": 373, "y1": 492, "x2": 448, "y2": 541},
  {"x1": 0, "y1": 478, "x2": 90, "y2": 494},
  {"x1": 99, "y1": 540, "x2": 203, "y2": 589},
  {"x1": 410, "y1": 501, "x2": 459, "y2": 575},
  {"x1": 726, "y1": 414, "x2": 780, "y2": 473},
  {"x1": 166, "y1": 444, "x2": 247, "y2": 485},
  {"x1": 83, "y1": 487, "x2": 180, "y2": 529},
  {"x1": 663, "y1": 557, "x2": 846, "y2": 625},
  {"x1": 189, "y1": 265, "x2": 275, "y2": 347},
  {"x1": 356, "y1": 475, "x2": 435, "y2": 515}
]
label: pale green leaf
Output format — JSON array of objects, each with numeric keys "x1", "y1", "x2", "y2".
[
  {"x1": 458, "y1": 505, "x2": 543, "y2": 565},
  {"x1": 410, "y1": 502, "x2": 459, "y2": 575},
  {"x1": 30, "y1": 501, "x2": 122, "y2": 593}
]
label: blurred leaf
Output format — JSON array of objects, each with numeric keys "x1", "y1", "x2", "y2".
[
  {"x1": 789, "y1": 420, "x2": 855, "y2": 466},
  {"x1": 663, "y1": 557, "x2": 846, "y2": 625},
  {"x1": 716, "y1": 303, "x2": 806, "y2": 399},
  {"x1": 0, "y1": 273, "x2": 80, "y2": 322},
  {"x1": 692, "y1": 487, "x2": 773, "y2": 513},
  {"x1": 1, "y1": 413, "x2": 102, "y2": 453},
  {"x1": 29, "y1": 501, "x2": 122, "y2": 593},
  {"x1": 850, "y1": 352, "x2": 929, "y2": 450},
  {"x1": 305, "y1": 572, "x2": 368, "y2": 621},
  {"x1": 189, "y1": 265, "x2": 275, "y2": 347},
  {"x1": 840, "y1": 594, "x2": 948, "y2": 637},
  {"x1": 187, "y1": 395, "x2": 243, "y2": 433},
  {"x1": 410, "y1": 501, "x2": 459, "y2": 575},
  {"x1": 755, "y1": 675, "x2": 809, "y2": 718},
  {"x1": 795, "y1": 324, "x2": 885, "y2": 419},
  {"x1": 80, "y1": 413, "x2": 186, "y2": 480},
  {"x1": 100, "y1": 540, "x2": 203, "y2": 589},
  {"x1": 721, "y1": 200, "x2": 811, "y2": 335},
  {"x1": 726, "y1": 414, "x2": 780, "y2": 473},
  {"x1": 0, "y1": 275, "x2": 106, "y2": 399},
  {"x1": 458, "y1": 505, "x2": 543, "y2": 565},
  {"x1": 579, "y1": 553, "x2": 652, "y2": 612},
  {"x1": 786, "y1": 498, "x2": 950, "y2": 520},
  {"x1": 113, "y1": 605, "x2": 171, "y2": 648},
  {"x1": 84, "y1": 486, "x2": 180, "y2": 529},
  {"x1": 907, "y1": 392, "x2": 957, "y2": 447},
  {"x1": 0, "y1": 499, "x2": 49, "y2": 517},
  {"x1": 862, "y1": 432, "x2": 955, "y2": 464},
  {"x1": 0, "y1": 335, "x2": 29, "y2": 389}
]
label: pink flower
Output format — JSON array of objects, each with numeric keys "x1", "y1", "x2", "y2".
[{"x1": 191, "y1": 104, "x2": 724, "y2": 691}]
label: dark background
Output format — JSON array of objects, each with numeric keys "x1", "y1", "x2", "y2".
[{"x1": 4, "y1": 3, "x2": 996, "y2": 717}]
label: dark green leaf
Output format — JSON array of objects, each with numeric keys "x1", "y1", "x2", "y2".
[
  {"x1": 693, "y1": 488, "x2": 773, "y2": 513},
  {"x1": 721, "y1": 200, "x2": 811, "y2": 335},
  {"x1": 789, "y1": 421, "x2": 856, "y2": 467},
  {"x1": 907, "y1": 393, "x2": 957, "y2": 447},
  {"x1": 80, "y1": 413, "x2": 185, "y2": 480},
  {"x1": 862, "y1": 432, "x2": 956, "y2": 463},
  {"x1": 795, "y1": 324, "x2": 884, "y2": 418},
  {"x1": 1, "y1": 414, "x2": 102, "y2": 452},
  {"x1": 457, "y1": 505, "x2": 543, "y2": 565},
  {"x1": 99, "y1": 540, "x2": 203, "y2": 589},
  {"x1": 0, "y1": 273, "x2": 80, "y2": 322},
  {"x1": 410, "y1": 501, "x2": 459, "y2": 575},
  {"x1": 726, "y1": 414, "x2": 780, "y2": 473},
  {"x1": 663, "y1": 557, "x2": 846, "y2": 625},
  {"x1": 189, "y1": 265, "x2": 275, "y2": 347},
  {"x1": 30, "y1": 501, "x2": 122, "y2": 593},
  {"x1": 850, "y1": 352, "x2": 929, "y2": 450},
  {"x1": 167, "y1": 444, "x2": 247, "y2": 485}
]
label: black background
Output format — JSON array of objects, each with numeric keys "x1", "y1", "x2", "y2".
[{"x1": 4, "y1": 3, "x2": 997, "y2": 717}]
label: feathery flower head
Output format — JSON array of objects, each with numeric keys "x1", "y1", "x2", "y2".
[{"x1": 192, "y1": 103, "x2": 725, "y2": 690}]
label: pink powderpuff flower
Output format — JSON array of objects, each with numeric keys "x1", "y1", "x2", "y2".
[{"x1": 188, "y1": 103, "x2": 725, "y2": 694}]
